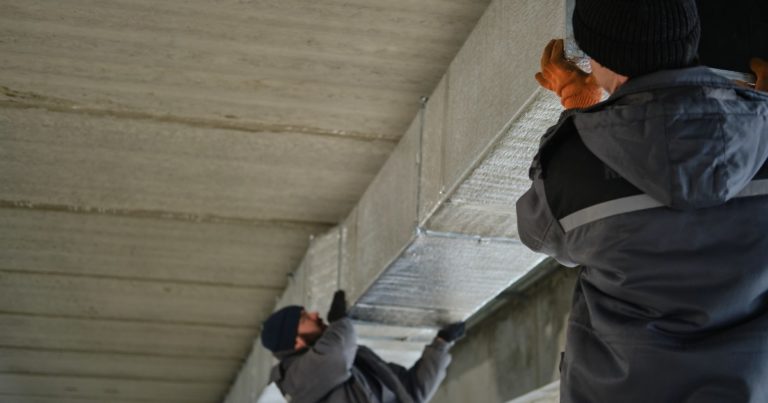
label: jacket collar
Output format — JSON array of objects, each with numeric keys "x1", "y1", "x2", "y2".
[{"x1": 610, "y1": 66, "x2": 735, "y2": 100}]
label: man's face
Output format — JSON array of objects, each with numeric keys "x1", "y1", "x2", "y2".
[{"x1": 294, "y1": 310, "x2": 326, "y2": 350}]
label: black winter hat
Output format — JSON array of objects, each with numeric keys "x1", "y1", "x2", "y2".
[
  {"x1": 573, "y1": 0, "x2": 701, "y2": 78},
  {"x1": 261, "y1": 305, "x2": 302, "y2": 353}
]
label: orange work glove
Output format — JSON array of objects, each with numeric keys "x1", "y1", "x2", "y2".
[
  {"x1": 535, "y1": 39, "x2": 602, "y2": 109},
  {"x1": 750, "y1": 57, "x2": 768, "y2": 92}
]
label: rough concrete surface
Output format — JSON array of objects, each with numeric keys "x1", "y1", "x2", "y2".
[
  {"x1": 0, "y1": 347, "x2": 237, "y2": 383},
  {"x1": 0, "y1": 0, "x2": 488, "y2": 139},
  {"x1": 431, "y1": 266, "x2": 576, "y2": 403},
  {"x1": 0, "y1": 373, "x2": 223, "y2": 403},
  {"x1": 0, "y1": 108, "x2": 392, "y2": 223},
  {"x1": 0, "y1": 314, "x2": 253, "y2": 359},
  {"x1": 0, "y1": 208, "x2": 319, "y2": 287},
  {"x1": 0, "y1": 270, "x2": 276, "y2": 327}
]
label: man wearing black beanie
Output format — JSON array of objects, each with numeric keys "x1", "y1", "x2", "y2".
[
  {"x1": 261, "y1": 290, "x2": 464, "y2": 403},
  {"x1": 517, "y1": 0, "x2": 768, "y2": 402}
]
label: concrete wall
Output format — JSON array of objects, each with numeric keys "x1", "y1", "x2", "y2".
[{"x1": 431, "y1": 264, "x2": 577, "y2": 403}]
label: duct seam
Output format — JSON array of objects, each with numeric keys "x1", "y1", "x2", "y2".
[
  {"x1": 416, "y1": 95, "x2": 428, "y2": 231},
  {"x1": 350, "y1": 230, "x2": 420, "y2": 314},
  {"x1": 419, "y1": 87, "x2": 547, "y2": 228},
  {"x1": 337, "y1": 226, "x2": 343, "y2": 291},
  {"x1": 419, "y1": 228, "x2": 525, "y2": 245}
]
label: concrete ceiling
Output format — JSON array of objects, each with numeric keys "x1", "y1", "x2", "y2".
[{"x1": 0, "y1": 1, "x2": 490, "y2": 402}]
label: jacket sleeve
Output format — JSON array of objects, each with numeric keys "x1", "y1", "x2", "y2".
[
  {"x1": 516, "y1": 110, "x2": 579, "y2": 268},
  {"x1": 388, "y1": 338, "x2": 452, "y2": 403},
  {"x1": 278, "y1": 318, "x2": 357, "y2": 403},
  {"x1": 516, "y1": 180, "x2": 577, "y2": 267}
]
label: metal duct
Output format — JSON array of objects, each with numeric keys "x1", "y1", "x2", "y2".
[
  {"x1": 276, "y1": 88, "x2": 559, "y2": 334},
  {"x1": 348, "y1": 89, "x2": 558, "y2": 327},
  {"x1": 225, "y1": 0, "x2": 567, "y2": 401},
  {"x1": 351, "y1": 231, "x2": 545, "y2": 327},
  {"x1": 226, "y1": 88, "x2": 562, "y2": 402}
]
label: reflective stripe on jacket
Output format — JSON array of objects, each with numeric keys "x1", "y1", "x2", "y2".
[{"x1": 517, "y1": 67, "x2": 768, "y2": 403}]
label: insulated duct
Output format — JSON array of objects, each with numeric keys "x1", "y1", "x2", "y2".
[
  {"x1": 225, "y1": 0, "x2": 567, "y2": 401},
  {"x1": 349, "y1": 90, "x2": 559, "y2": 327}
]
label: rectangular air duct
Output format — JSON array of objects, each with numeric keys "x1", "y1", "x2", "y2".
[{"x1": 225, "y1": 1, "x2": 566, "y2": 401}]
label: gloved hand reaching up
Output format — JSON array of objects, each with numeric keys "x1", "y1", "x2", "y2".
[
  {"x1": 436, "y1": 322, "x2": 466, "y2": 343},
  {"x1": 751, "y1": 57, "x2": 768, "y2": 92},
  {"x1": 327, "y1": 290, "x2": 347, "y2": 323},
  {"x1": 536, "y1": 39, "x2": 603, "y2": 109}
]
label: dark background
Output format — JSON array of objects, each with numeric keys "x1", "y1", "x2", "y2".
[{"x1": 697, "y1": 0, "x2": 768, "y2": 73}]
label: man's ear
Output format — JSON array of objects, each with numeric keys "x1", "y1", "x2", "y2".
[{"x1": 295, "y1": 336, "x2": 307, "y2": 350}]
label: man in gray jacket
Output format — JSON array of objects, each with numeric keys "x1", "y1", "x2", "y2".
[
  {"x1": 261, "y1": 290, "x2": 463, "y2": 403},
  {"x1": 517, "y1": 0, "x2": 768, "y2": 401}
]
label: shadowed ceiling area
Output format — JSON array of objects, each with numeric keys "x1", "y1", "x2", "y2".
[{"x1": 0, "y1": 1, "x2": 491, "y2": 402}]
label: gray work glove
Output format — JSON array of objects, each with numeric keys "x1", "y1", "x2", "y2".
[
  {"x1": 327, "y1": 290, "x2": 347, "y2": 323},
  {"x1": 437, "y1": 321, "x2": 466, "y2": 343}
]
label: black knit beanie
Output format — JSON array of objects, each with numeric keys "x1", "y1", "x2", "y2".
[
  {"x1": 573, "y1": 0, "x2": 701, "y2": 78},
  {"x1": 261, "y1": 305, "x2": 302, "y2": 353}
]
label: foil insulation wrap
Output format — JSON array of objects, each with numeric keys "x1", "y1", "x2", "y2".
[
  {"x1": 351, "y1": 232, "x2": 544, "y2": 327},
  {"x1": 427, "y1": 90, "x2": 562, "y2": 239}
]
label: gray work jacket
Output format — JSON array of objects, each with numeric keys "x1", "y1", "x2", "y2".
[
  {"x1": 269, "y1": 318, "x2": 452, "y2": 403},
  {"x1": 517, "y1": 67, "x2": 768, "y2": 402}
]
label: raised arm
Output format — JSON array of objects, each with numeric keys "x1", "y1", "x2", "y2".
[
  {"x1": 388, "y1": 322, "x2": 465, "y2": 402},
  {"x1": 515, "y1": 108, "x2": 580, "y2": 268},
  {"x1": 277, "y1": 292, "x2": 357, "y2": 402}
]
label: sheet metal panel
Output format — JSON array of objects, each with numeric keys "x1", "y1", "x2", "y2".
[
  {"x1": 419, "y1": 76, "x2": 449, "y2": 225},
  {"x1": 304, "y1": 230, "x2": 341, "y2": 314},
  {"x1": 351, "y1": 232, "x2": 544, "y2": 327},
  {"x1": 441, "y1": 0, "x2": 565, "y2": 196},
  {"x1": 339, "y1": 207, "x2": 359, "y2": 299},
  {"x1": 354, "y1": 118, "x2": 420, "y2": 302},
  {"x1": 427, "y1": 90, "x2": 562, "y2": 238}
]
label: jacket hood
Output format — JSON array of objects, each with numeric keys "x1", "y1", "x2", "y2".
[{"x1": 574, "y1": 67, "x2": 768, "y2": 209}]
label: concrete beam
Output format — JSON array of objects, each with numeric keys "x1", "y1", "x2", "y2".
[
  {"x1": 0, "y1": 2, "x2": 495, "y2": 402},
  {"x1": 0, "y1": 0, "x2": 488, "y2": 139},
  {"x1": 0, "y1": 373, "x2": 223, "y2": 403},
  {"x1": 0, "y1": 270, "x2": 276, "y2": 327},
  {"x1": 0, "y1": 347, "x2": 237, "y2": 383},
  {"x1": 0, "y1": 314, "x2": 252, "y2": 359},
  {"x1": 0, "y1": 208, "x2": 320, "y2": 288},
  {"x1": 0, "y1": 108, "x2": 392, "y2": 223}
]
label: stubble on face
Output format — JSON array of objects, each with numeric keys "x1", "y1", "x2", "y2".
[{"x1": 297, "y1": 311, "x2": 327, "y2": 347}]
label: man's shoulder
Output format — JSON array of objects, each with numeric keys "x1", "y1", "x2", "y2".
[
  {"x1": 354, "y1": 345, "x2": 381, "y2": 361},
  {"x1": 538, "y1": 119, "x2": 643, "y2": 224}
]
